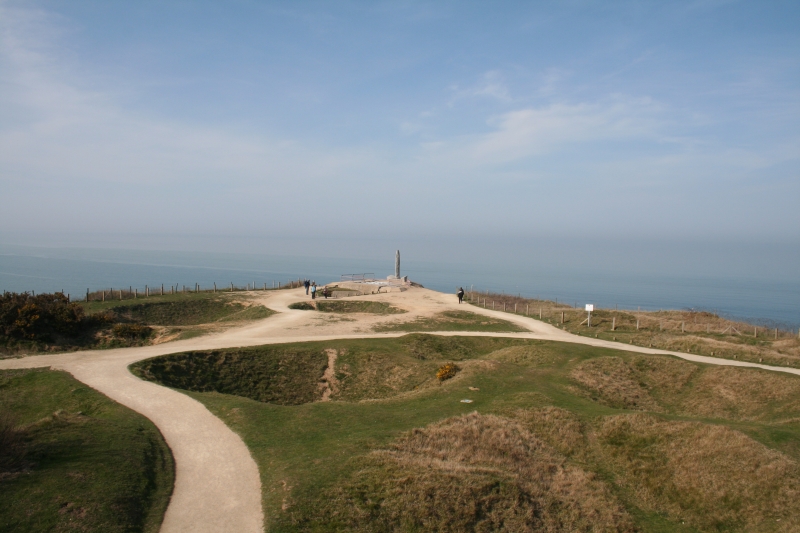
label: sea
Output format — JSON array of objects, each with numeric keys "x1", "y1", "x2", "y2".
[{"x1": 1, "y1": 236, "x2": 798, "y2": 330}]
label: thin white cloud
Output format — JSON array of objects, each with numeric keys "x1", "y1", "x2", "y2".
[
  {"x1": 0, "y1": 5, "x2": 385, "y2": 192},
  {"x1": 422, "y1": 96, "x2": 667, "y2": 167}
]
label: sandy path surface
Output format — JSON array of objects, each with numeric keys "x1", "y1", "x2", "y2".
[{"x1": 2, "y1": 286, "x2": 798, "y2": 533}]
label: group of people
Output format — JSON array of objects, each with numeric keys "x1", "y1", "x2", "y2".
[{"x1": 303, "y1": 279, "x2": 329, "y2": 299}]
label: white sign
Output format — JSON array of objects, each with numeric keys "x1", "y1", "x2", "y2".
[{"x1": 585, "y1": 304, "x2": 594, "y2": 312}]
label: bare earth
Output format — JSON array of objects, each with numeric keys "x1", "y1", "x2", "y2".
[{"x1": 2, "y1": 286, "x2": 798, "y2": 533}]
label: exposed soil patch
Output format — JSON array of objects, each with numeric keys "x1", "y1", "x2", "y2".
[{"x1": 319, "y1": 349, "x2": 339, "y2": 402}]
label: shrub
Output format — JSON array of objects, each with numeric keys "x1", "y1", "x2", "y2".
[
  {"x1": 436, "y1": 363, "x2": 460, "y2": 381},
  {"x1": 0, "y1": 292, "x2": 106, "y2": 343},
  {"x1": 112, "y1": 323, "x2": 153, "y2": 339}
]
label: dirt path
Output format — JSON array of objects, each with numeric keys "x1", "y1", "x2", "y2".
[{"x1": 1, "y1": 286, "x2": 798, "y2": 533}]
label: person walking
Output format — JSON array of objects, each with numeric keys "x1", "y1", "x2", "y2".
[
  {"x1": 457, "y1": 287, "x2": 465, "y2": 304},
  {"x1": 311, "y1": 282, "x2": 317, "y2": 300},
  {"x1": 304, "y1": 279, "x2": 310, "y2": 295}
]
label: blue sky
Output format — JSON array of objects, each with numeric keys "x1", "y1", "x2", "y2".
[{"x1": 1, "y1": 0, "x2": 798, "y2": 243}]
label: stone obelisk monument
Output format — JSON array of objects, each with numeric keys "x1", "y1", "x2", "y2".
[{"x1": 395, "y1": 250, "x2": 400, "y2": 279}]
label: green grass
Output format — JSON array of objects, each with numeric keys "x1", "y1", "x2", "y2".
[
  {"x1": 80, "y1": 292, "x2": 274, "y2": 326},
  {"x1": 466, "y1": 294, "x2": 800, "y2": 369},
  {"x1": 316, "y1": 300, "x2": 405, "y2": 314},
  {"x1": 136, "y1": 335, "x2": 800, "y2": 532},
  {"x1": 0, "y1": 369, "x2": 174, "y2": 532},
  {"x1": 373, "y1": 310, "x2": 526, "y2": 333},
  {"x1": 287, "y1": 300, "x2": 405, "y2": 314},
  {"x1": 131, "y1": 346, "x2": 328, "y2": 405}
]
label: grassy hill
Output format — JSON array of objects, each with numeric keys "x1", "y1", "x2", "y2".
[
  {"x1": 467, "y1": 291, "x2": 800, "y2": 369},
  {"x1": 133, "y1": 334, "x2": 800, "y2": 532},
  {"x1": 0, "y1": 368, "x2": 173, "y2": 532}
]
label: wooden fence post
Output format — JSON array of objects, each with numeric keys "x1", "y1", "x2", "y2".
[
  {"x1": 562, "y1": 311, "x2": 565, "y2": 324},
  {"x1": 135, "y1": 288, "x2": 138, "y2": 299},
  {"x1": 161, "y1": 284, "x2": 164, "y2": 296},
  {"x1": 612, "y1": 317, "x2": 616, "y2": 331},
  {"x1": 86, "y1": 289, "x2": 89, "y2": 302},
  {"x1": 214, "y1": 283, "x2": 217, "y2": 293},
  {"x1": 119, "y1": 290, "x2": 122, "y2": 300},
  {"x1": 231, "y1": 282, "x2": 234, "y2": 292},
  {"x1": 539, "y1": 308, "x2": 542, "y2": 319}
]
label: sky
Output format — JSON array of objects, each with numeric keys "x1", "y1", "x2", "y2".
[{"x1": 1, "y1": 0, "x2": 798, "y2": 246}]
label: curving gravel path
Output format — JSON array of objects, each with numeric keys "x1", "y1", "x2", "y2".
[{"x1": 2, "y1": 286, "x2": 797, "y2": 533}]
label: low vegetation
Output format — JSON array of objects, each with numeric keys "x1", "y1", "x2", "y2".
[
  {"x1": 135, "y1": 335, "x2": 800, "y2": 532},
  {"x1": 0, "y1": 291, "x2": 274, "y2": 355},
  {"x1": 288, "y1": 300, "x2": 404, "y2": 314},
  {"x1": 0, "y1": 291, "x2": 152, "y2": 355},
  {"x1": 131, "y1": 347, "x2": 328, "y2": 406},
  {"x1": 0, "y1": 368, "x2": 174, "y2": 532},
  {"x1": 468, "y1": 290, "x2": 800, "y2": 368},
  {"x1": 82, "y1": 291, "x2": 274, "y2": 325},
  {"x1": 373, "y1": 310, "x2": 526, "y2": 333},
  {"x1": 435, "y1": 362, "x2": 460, "y2": 381}
]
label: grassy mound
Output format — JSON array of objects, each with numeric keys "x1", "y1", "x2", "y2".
[
  {"x1": 288, "y1": 302, "x2": 315, "y2": 310},
  {"x1": 287, "y1": 301, "x2": 405, "y2": 314},
  {"x1": 0, "y1": 369, "x2": 173, "y2": 532},
  {"x1": 97, "y1": 299, "x2": 272, "y2": 326},
  {"x1": 570, "y1": 354, "x2": 800, "y2": 423},
  {"x1": 374, "y1": 310, "x2": 526, "y2": 333},
  {"x1": 300, "y1": 413, "x2": 636, "y2": 532},
  {"x1": 131, "y1": 346, "x2": 329, "y2": 405},
  {"x1": 316, "y1": 301, "x2": 405, "y2": 314},
  {"x1": 597, "y1": 413, "x2": 800, "y2": 531}
]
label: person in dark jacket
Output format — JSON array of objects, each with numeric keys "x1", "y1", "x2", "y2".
[{"x1": 457, "y1": 287, "x2": 465, "y2": 304}]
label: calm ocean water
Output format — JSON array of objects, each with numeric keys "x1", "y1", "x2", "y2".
[{"x1": 1, "y1": 241, "x2": 798, "y2": 330}]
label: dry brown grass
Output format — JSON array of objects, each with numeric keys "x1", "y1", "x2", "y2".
[
  {"x1": 485, "y1": 345, "x2": 556, "y2": 365},
  {"x1": 469, "y1": 291, "x2": 800, "y2": 368},
  {"x1": 312, "y1": 412, "x2": 636, "y2": 532},
  {"x1": 570, "y1": 353, "x2": 800, "y2": 425},
  {"x1": 570, "y1": 357, "x2": 663, "y2": 411},
  {"x1": 512, "y1": 406, "x2": 587, "y2": 458},
  {"x1": 680, "y1": 366, "x2": 800, "y2": 422},
  {"x1": 595, "y1": 413, "x2": 800, "y2": 532}
]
